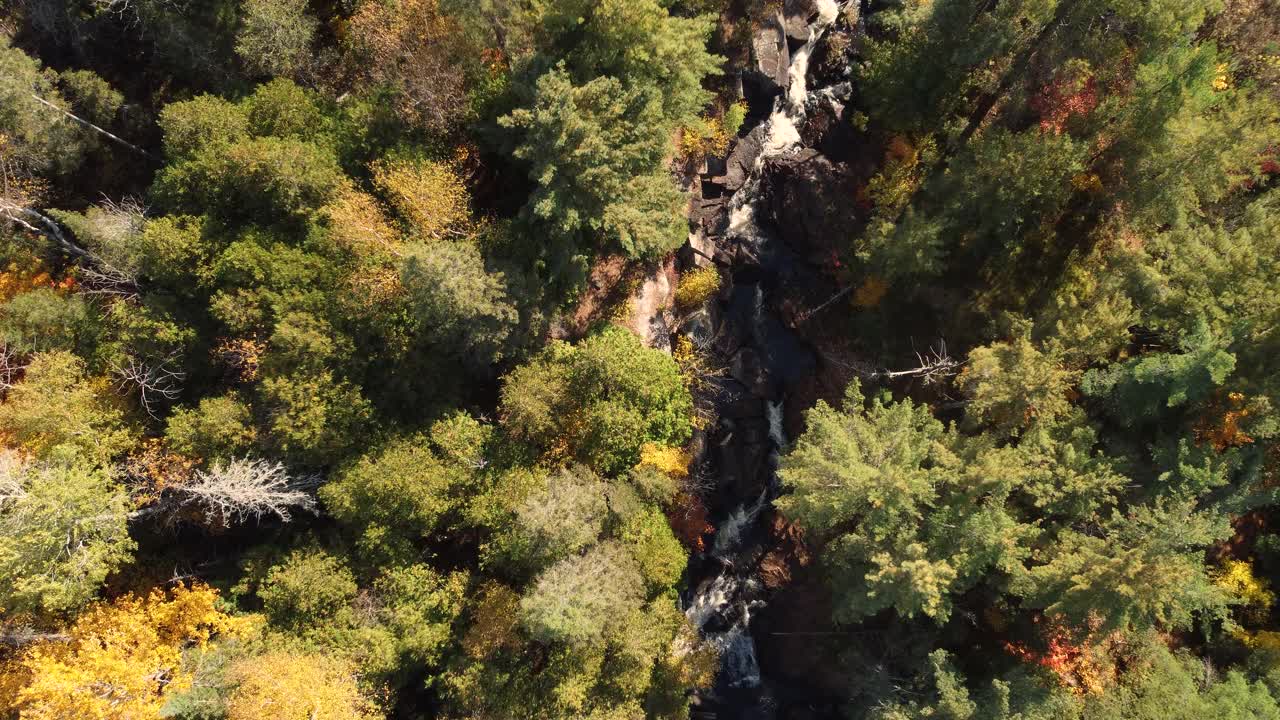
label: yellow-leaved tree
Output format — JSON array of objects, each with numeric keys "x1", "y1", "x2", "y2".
[
  {"x1": 372, "y1": 156, "x2": 470, "y2": 241},
  {"x1": 2, "y1": 584, "x2": 253, "y2": 719},
  {"x1": 225, "y1": 650, "x2": 382, "y2": 720}
]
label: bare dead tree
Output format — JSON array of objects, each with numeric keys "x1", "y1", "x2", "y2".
[
  {"x1": 91, "y1": 0, "x2": 183, "y2": 20},
  {"x1": 683, "y1": 462, "x2": 717, "y2": 497},
  {"x1": 178, "y1": 458, "x2": 319, "y2": 525},
  {"x1": 0, "y1": 201, "x2": 93, "y2": 260},
  {"x1": 92, "y1": 0, "x2": 140, "y2": 16},
  {"x1": 0, "y1": 343, "x2": 28, "y2": 394},
  {"x1": 77, "y1": 263, "x2": 140, "y2": 297},
  {"x1": 794, "y1": 284, "x2": 855, "y2": 326},
  {"x1": 73, "y1": 197, "x2": 147, "y2": 297},
  {"x1": 876, "y1": 340, "x2": 962, "y2": 385},
  {"x1": 115, "y1": 352, "x2": 185, "y2": 418},
  {"x1": 3, "y1": 128, "x2": 146, "y2": 291},
  {"x1": 1, "y1": 198, "x2": 143, "y2": 301},
  {"x1": 831, "y1": 340, "x2": 963, "y2": 386},
  {"x1": 346, "y1": 0, "x2": 468, "y2": 133}
]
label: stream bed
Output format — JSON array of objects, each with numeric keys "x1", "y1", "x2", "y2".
[{"x1": 678, "y1": 1, "x2": 854, "y2": 716}]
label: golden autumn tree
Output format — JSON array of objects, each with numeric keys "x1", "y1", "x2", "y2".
[
  {"x1": 321, "y1": 183, "x2": 403, "y2": 260},
  {"x1": 2, "y1": 584, "x2": 253, "y2": 719},
  {"x1": 225, "y1": 650, "x2": 381, "y2": 720},
  {"x1": 372, "y1": 156, "x2": 471, "y2": 241}
]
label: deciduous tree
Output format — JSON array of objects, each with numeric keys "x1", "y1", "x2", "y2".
[
  {"x1": 345, "y1": 0, "x2": 468, "y2": 132},
  {"x1": 225, "y1": 650, "x2": 381, "y2": 720},
  {"x1": 500, "y1": 326, "x2": 693, "y2": 474},
  {"x1": 3, "y1": 584, "x2": 245, "y2": 718},
  {"x1": 520, "y1": 540, "x2": 646, "y2": 647},
  {"x1": 0, "y1": 350, "x2": 136, "y2": 464},
  {"x1": 320, "y1": 433, "x2": 476, "y2": 563}
]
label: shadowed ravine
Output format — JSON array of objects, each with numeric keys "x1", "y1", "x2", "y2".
[{"x1": 679, "y1": 1, "x2": 853, "y2": 716}]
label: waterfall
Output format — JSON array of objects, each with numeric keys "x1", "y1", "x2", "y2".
[
  {"x1": 786, "y1": 0, "x2": 841, "y2": 114},
  {"x1": 687, "y1": 573, "x2": 766, "y2": 689},
  {"x1": 686, "y1": 573, "x2": 740, "y2": 628},
  {"x1": 766, "y1": 400, "x2": 786, "y2": 450},
  {"x1": 760, "y1": 109, "x2": 801, "y2": 160},
  {"x1": 727, "y1": 180, "x2": 762, "y2": 243},
  {"x1": 725, "y1": 2, "x2": 845, "y2": 252},
  {"x1": 712, "y1": 488, "x2": 769, "y2": 560},
  {"x1": 684, "y1": 0, "x2": 844, "y2": 703},
  {"x1": 719, "y1": 623, "x2": 763, "y2": 688}
]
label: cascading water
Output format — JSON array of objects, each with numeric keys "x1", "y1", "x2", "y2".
[
  {"x1": 766, "y1": 400, "x2": 786, "y2": 457},
  {"x1": 683, "y1": 0, "x2": 845, "y2": 711},
  {"x1": 786, "y1": 0, "x2": 840, "y2": 114}
]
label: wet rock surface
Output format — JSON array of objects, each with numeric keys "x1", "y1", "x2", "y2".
[{"x1": 724, "y1": 123, "x2": 767, "y2": 193}]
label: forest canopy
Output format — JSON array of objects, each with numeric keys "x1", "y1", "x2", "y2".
[{"x1": 0, "y1": 0, "x2": 1278, "y2": 718}]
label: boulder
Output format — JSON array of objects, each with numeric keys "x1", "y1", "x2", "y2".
[
  {"x1": 678, "y1": 305, "x2": 717, "y2": 348},
  {"x1": 783, "y1": 0, "x2": 817, "y2": 44},
  {"x1": 686, "y1": 227, "x2": 716, "y2": 268},
  {"x1": 724, "y1": 122, "x2": 766, "y2": 191},
  {"x1": 758, "y1": 511, "x2": 811, "y2": 589},
  {"x1": 721, "y1": 395, "x2": 766, "y2": 419},
  {"x1": 749, "y1": 11, "x2": 790, "y2": 97},
  {"x1": 621, "y1": 255, "x2": 677, "y2": 349},
  {"x1": 715, "y1": 429, "x2": 770, "y2": 500},
  {"x1": 730, "y1": 346, "x2": 770, "y2": 398},
  {"x1": 690, "y1": 196, "x2": 725, "y2": 232},
  {"x1": 764, "y1": 150, "x2": 860, "y2": 265}
]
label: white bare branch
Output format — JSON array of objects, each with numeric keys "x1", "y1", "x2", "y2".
[
  {"x1": 0, "y1": 627, "x2": 71, "y2": 647},
  {"x1": 844, "y1": 340, "x2": 962, "y2": 386},
  {"x1": 115, "y1": 352, "x2": 185, "y2": 418},
  {"x1": 69, "y1": 196, "x2": 147, "y2": 297},
  {"x1": 77, "y1": 264, "x2": 140, "y2": 297},
  {"x1": 880, "y1": 340, "x2": 962, "y2": 385},
  {"x1": 28, "y1": 93, "x2": 152, "y2": 158},
  {"x1": 795, "y1": 284, "x2": 855, "y2": 325},
  {"x1": 0, "y1": 342, "x2": 28, "y2": 394},
  {"x1": 0, "y1": 200, "x2": 92, "y2": 260},
  {"x1": 179, "y1": 458, "x2": 319, "y2": 525},
  {"x1": 2, "y1": 188, "x2": 144, "y2": 300}
]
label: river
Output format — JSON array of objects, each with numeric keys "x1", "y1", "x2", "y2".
[{"x1": 679, "y1": 1, "x2": 852, "y2": 716}]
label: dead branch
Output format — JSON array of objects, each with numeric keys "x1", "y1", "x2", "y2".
[
  {"x1": 879, "y1": 340, "x2": 962, "y2": 384},
  {"x1": 1, "y1": 196, "x2": 145, "y2": 300},
  {"x1": 0, "y1": 201, "x2": 93, "y2": 260},
  {"x1": 28, "y1": 94, "x2": 152, "y2": 158},
  {"x1": 77, "y1": 264, "x2": 140, "y2": 297},
  {"x1": 115, "y1": 353, "x2": 185, "y2": 418},
  {"x1": 841, "y1": 340, "x2": 962, "y2": 386},
  {"x1": 177, "y1": 458, "x2": 320, "y2": 525},
  {"x1": 0, "y1": 342, "x2": 28, "y2": 394},
  {"x1": 0, "y1": 627, "x2": 71, "y2": 647},
  {"x1": 794, "y1": 284, "x2": 855, "y2": 325}
]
